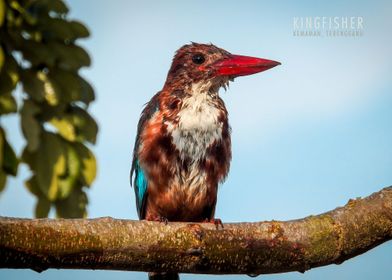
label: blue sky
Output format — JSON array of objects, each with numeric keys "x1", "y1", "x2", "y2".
[{"x1": 1, "y1": 0, "x2": 392, "y2": 279}]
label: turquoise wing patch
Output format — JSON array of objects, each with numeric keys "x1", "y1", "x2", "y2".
[{"x1": 134, "y1": 160, "x2": 148, "y2": 217}]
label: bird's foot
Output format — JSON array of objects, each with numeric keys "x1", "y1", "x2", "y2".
[
  {"x1": 156, "y1": 216, "x2": 169, "y2": 225},
  {"x1": 146, "y1": 215, "x2": 169, "y2": 225},
  {"x1": 204, "y1": 218, "x2": 224, "y2": 230}
]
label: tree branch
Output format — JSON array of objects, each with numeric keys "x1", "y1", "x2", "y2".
[{"x1": 1, "y1": 186, "x2": 392, "y2": 275}]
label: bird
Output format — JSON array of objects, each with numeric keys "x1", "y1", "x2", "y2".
[{"x1": 130, "y1": 42, "x2": 280, "y2": 280}]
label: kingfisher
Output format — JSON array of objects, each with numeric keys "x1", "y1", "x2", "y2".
[{"x1": 130, "y1": 43, "x2": 279, "y2": 279}]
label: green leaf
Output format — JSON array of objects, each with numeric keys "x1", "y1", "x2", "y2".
[
  {"x1": 36, "y1": 71, "x2": 61, "y2": 106},
  {"x1": 69, "y1": 107, "x2": 98, "y2": 144},
  {"x1": 50, "y1": 117, "x2": 76, "y2": 142},
  {"x1": 3, "y1": 134, "x2": 18, "y2": 176},
  {"x1": 35, "y1": 196, "x2": 51, "y2": 218},
  {"x1": 37, "y1": 17, "x2": 75, "y2": 41},
  {"x1": 20, "y1": 40, "x2": 57, "y2": 67},
  {"x1": 49, "y1": 70, "x2": 95, "y2": 105},
  {"x1": 37, "y1": 18, "x2": 90, "y2": 42},
  {"x1": 0, "y1": 127, "x2": 16, "y2": 192},
  {"x1": 0, "y1": 69, "x2": 14, "y2": 93},
  {"x1": 25, "y1": 175, "x2": 43, "y2": 196},
  {"x1": 34, "y1": 132, "x2": 66, "y2": 201},
  {"x1": 49, "y1": 106, "x2": 98, "y2": 145},
  {"x1": 32, "y1": 102, "x2": 67, "y2": 122},
  {"x1": 0, "y1": 0, "x2": 5, "y2": 27},
  {"x1": 21, "y1": 100, "x2": 41, "y2": 151},
  {"x1": 0, "y1": 56, "x2": 19, "y2": 107},
  {"x1": 57, "y1": 143, "x2": 81, "y2": 199},
  {"x1": 20, "y1": 41, "x2": 90, "y2": 71},
  {"x1": 0, "y1": 46, "x2": 4, "y2": 72},
  {"x1": 21, "y1": 70, "x2": 45, "y2": 102},
  {"x1": 49, "y1": 42, "x2": 91, "y2": 70},
  {"x1": 68, "y1": 45, "x2": 91, "y2": 67},
  {"x1": 0, "y1": 127, "x2": 3, "y2": 167},
  {"x1": 55, "y1": 187, "x2": 88, "y2": 218},
  {"x1": 0, "y1": 92, "x2": 17, "y2": 115},
  {"x1": 21, "y1": 69, "x2": 60, "y2": 106},
  {"x1": 0, "y1": 55, "x2": 18, "y2": 115},
  {"x1": 0, "y1": 128, "x2": 4, "y2": 192},
  {"x1": 49, "y1": 106, "x2": 98, "y2": 144},
  {"x1": 74, "y1": 143, "x2": 96, "y2": 186},
  {"x1": 78, "y1": 76, "x2": 95, "y2": 104},
  {"x1": 0, "y1": 59, "x2": 18, "y2": 115},
  {"x1": 25, "y1": 176, "x2": 55, "y2": 218},
  {"x1": 3, "y1": 54, "x2": 19, "y2": 85},
  {"x1": 0, "y1": 170, "x2": 6, "y2": 193},
  {"x1": 69, "y1": 21, "x2": 90, "y2": 38},
  {"x1": 28, "y1": 0, "x2": 69, "y2": 16}
]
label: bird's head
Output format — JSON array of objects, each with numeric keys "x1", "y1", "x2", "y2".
[{"x1": 164, "y1": 42, "x2": 280, "y2": 92}]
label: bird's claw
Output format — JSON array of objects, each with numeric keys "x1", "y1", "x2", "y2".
[
  {"x1": 204, "y1": 218, "x2": 224, "y2": 230},
  {"x1": 157, "y1": 216, "x2": 169, "y2": 225},
  {"x1": 147, "y1": 216, "x2": 169, "y2": 225}
]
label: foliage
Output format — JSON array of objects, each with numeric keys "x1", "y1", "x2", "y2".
[{"x1": 0, "y1": 0, "x2": 97, "y2": 218}]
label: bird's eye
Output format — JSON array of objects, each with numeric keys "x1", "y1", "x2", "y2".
[{"x1": 192, "y1": 53, "x2": 205, "y2": 64}]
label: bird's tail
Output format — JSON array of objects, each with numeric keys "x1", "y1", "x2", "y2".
[{"x1": 148, "y1": 272, "x2": 179, "y2": 280}]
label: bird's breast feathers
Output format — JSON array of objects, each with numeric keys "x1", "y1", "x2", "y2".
[{"x1": 166, "y1": 82, "x2": 224, "y2": 162}]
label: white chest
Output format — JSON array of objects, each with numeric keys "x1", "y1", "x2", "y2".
[{"x1": 168, "y1": 84, "x2": 223, "y2": 162}]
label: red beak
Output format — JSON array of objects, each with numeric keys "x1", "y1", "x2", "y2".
[{"x1": 211, "y1": 54, "x2": 280, "y2": 77}]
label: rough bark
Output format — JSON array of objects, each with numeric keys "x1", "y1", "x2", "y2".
[{"x1": 1, "y1": 186, "x2": 392, "y2": 275}]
